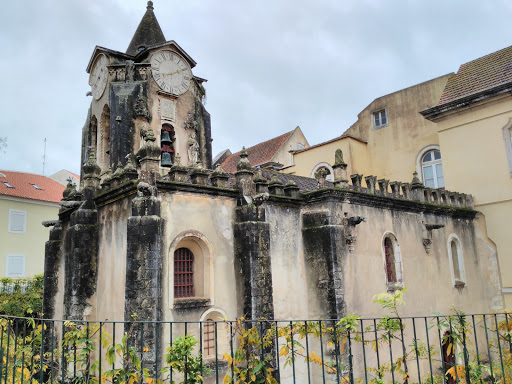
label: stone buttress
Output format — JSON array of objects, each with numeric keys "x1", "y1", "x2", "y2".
[{"x1": 123, "y1": 131, "x2": 163, "y2": 371}]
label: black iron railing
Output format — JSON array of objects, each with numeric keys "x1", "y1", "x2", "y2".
[{"x1": 0, "y1": 313, "x2": 510, "y2": 383}]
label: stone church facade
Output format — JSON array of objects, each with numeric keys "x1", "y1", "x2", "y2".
[{"x1": 43, "y1": 1, "x2": 503, "y2": 340}]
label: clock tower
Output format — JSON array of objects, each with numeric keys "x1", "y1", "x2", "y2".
[{"x1": 82, "y1": 1, "x2": 212, "y2": 178}]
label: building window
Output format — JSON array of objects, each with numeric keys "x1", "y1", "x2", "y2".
[
  {"x1": 6, "y1": 255, "x2": 25, "y2": 277},
  {"x1": 203, "y1": 320, "x2": 215, "y2": 357},
  {"x1": 100, "y1": 105, "x2": 111, "y2": 166},
  {"x1": 384, "y1": 238, "x2": 397, "y2": 283},
  {"x1": 161, "y1": 124, "x2": 175, "y2": 167},
  {"x1": 30, "y1": 184, "x2": 42, "y2": 190},
  {"x1": 170, "y1": 232, "x2": 213, "y2": 306},
  {"x1": 2, "y1": 181, "x2": 14, "y2": 188},
  {"x1": 382, "y1": 233, "x2": 403, "y2": 290},
  {"x1": 199, "y1": 309, "x2": 229, "y2": 360},
  {"x1": 90, "y1": 115, "x2": 98, "y2": 151},
  {"x1": 311, "y1": 163, "x2": 334, "y2": 182},
  {"x1": 373, "y1": 109, "x2": 388, "y2": 129},
  {"x1": 447, "y1": 235, "x2": 465, "y2": 288},
  {"x1": 296, "y1": 143, "x2": 305, "y2": 150},
  {"x1": 174, "y1": 248, "x2": 194, "y2": 298},
  {"x1": 8, "y1": 210, "x2": 26, "y2": 234},
  {"x1": 421, "y1": 150, "x2": 444, "y2": 188}
]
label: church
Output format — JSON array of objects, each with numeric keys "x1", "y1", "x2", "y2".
[{"x1": 42, "y1": 1, "x2": 503, "y2": 362}]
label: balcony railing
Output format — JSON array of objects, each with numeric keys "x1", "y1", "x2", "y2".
[{"x1": 0, "y1": 313, "x2": 510, "y2": 383}]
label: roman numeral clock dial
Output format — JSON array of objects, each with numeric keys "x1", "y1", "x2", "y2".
[
  {"x1": 150, "y1": 51, "x2": 191, "y2": 95},
  {"x1": 90, "y1": 54, "x2": 108, "y2": 100}
]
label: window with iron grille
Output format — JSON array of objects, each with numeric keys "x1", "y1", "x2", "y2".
[
  {"x1": 174, "y1": 248, "x2": 194, "y2": 298},
  {"x1": 203, "y1": 320, "x2": 215, "y2": 357},
  {"x1": 384, "y1": 237, "x2": 397, "y2": 283}
]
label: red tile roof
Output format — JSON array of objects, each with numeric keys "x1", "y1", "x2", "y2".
[
  {"x1": 221, "y1": 130, "x2": 294, "y2": 173},
  {"x1": 438, "y1": 45, "x2": 512, "y2": 105},
  {"x1": 0, "y1": 170, "x2": 65, "y2": 204}
]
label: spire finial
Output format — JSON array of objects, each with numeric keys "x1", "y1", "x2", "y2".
[{"x1": 147, "y1": 1, "x2": 154, "y2": 10}]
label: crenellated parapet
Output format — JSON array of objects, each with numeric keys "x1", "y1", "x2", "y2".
[
  {"x1": 312, "y1": 149, "x2": 475, "y2": 210},
  {"x1": 90, "y1": 146, "x2": 476, "y2": 215}
]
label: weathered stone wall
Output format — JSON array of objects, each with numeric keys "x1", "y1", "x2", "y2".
[
  {"x1": 302, "y1": 207, "x2": 347, "y2": 320},
  {"x1": 62, "y1": 198, "x2": 99, "y2": 320},
  {"x1": 234, "y1": 204, "x2": 274, "y2": 320},
  {"x1": 42, "y1": 222, "x2": 63, "y2": 320},
  {"x1": 265, "y1": 203, "x2": 309, "y2": 319},
  {"x1": 158, "y1": 189, "x2": 238, "y2": 323}
]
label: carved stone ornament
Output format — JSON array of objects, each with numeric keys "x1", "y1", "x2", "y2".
[
  {"x1": 138, "y1": 66, "x2": 149, "y2": 80},
  {"x1": 334, "y1": 149, "x2": 346, "y2": 166},
  {"x1": 423, "y1": 238, "x2": 432, "y2": 254},
  {"x1": 343, "y1": 213, "x2": 367, "y2": 252},
  {"x1": 184, "y1": 112, "x2": 198, "y2": 132},
  {"x1": 315, "y1": 168, "x2": 329, "y2": 189},
  {"x1": 116, "y1": 68, "x2": 126, "y2": 82},
  {"x1": 187, "y1": 133, "x2": 200, "y2": 164},
  {"x1": 421, "y1": 221, "x2": 445, "y2": 254},
  {"x1": 126, "y1": 60, "x2": 136, "y2": 82},
  {"x1": 134, "y1": 90, "x2": 150, "y2": 120}
]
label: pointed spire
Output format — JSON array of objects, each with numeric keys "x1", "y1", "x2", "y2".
[{"x1": 126, "y1": 1, "x2": 166, "y2": 56}]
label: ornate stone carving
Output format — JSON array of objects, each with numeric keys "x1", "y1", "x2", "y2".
[
  {"x1": 187, "y1": 133, "x2": 200, "y2": 164},
  {"x1": 421, "y1": 221, "x2": 445, "y2": 254},
  {"x1": 133, "y1": 90, "x2": 150, "y2": 120},
  {"x1": 315, "y1": 167, "x2": 329, "y2": 189},
  {"x1": 343, "y1": 213, "x2": 367, "y2": 252},
  {"x1": 184, "y1": 112, "x2": 198, "y2": 132},
  {"x1": 137, "y1": 67, "x2": 147, "y2": 80},
  {"x1": 108, "y1": 68, "x2": 116, "y2": 82},
  {"x1": 126, "y1": 60, "x2": 135, "y2": 82},
  {"x1": 116, "y1": 68, "x2": 126, "y2": 82},
  {"x1": 334, "y1": 149, "x2": 346, "y2": 166}
]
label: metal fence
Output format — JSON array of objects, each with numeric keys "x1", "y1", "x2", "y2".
[{"x1": 0, "y1": 313, "x2": 510, "y2": 384}]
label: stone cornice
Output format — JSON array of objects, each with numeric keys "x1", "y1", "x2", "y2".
[
  {"x1": 302, "y1": 188, "x2": 477, "y2": 219},
  {"x1": 156, "y1": 180, "x2": 238, "y2": 198},
  {"x1": 95, "y1": 180, "x2": 139, "y2": 207}
]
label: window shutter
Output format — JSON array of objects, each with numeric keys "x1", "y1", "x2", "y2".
[
  {"x1": 6, "y1": 255, "x2": 25, "y2": 277},
  {"x1": 9, "y1": 210, "x2": 26, "y2": 233}
]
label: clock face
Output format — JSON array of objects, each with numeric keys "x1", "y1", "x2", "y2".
[
  {"x1": 90, "y1": 54, "x2": 108, "y2": 100},
  {"x1": 150, "y1": 51, "x2": 191, "y2": 95}
]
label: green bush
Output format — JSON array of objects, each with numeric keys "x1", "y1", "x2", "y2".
[{"x1": 0, "y1": 274, "x2": 43, "y2": 316}]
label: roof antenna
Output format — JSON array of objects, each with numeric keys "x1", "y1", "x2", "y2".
[{"x1": 42, "y1": 138, "x2": 47, "y2": 175}]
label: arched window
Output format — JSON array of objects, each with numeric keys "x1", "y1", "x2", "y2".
[
  {"x1": 170, "y1": 232, "x2": 214, "y2": 304},
  {"x1": 203, "y1": 319, "x2": 215, "y2": 357},
  {"x1": 382, "y1": 233, "x2": 403, "y2": 289},
  {"x1": 90, "y1": 116, "x2": 98, "y2": 151},
  {"x1": 161, "y1": 124, "x2": 175, "y2": 167},
  {"x1": 311, "y1": 163, "x2": 334, "y2": 182},
  {"x1": 199, "y1": 309, "x2": 229, "y2": 360},
  {"x1": 384, "y1": 237, "x2": 396, "y2": 283},
  {"x1": 421, "y1": 150, "x2": 444, "y2": 189},
  {"x1": 100, "y1": 105, "x2": 111, "y2": 167},
  {"x1": 174, "y1": 248, "x2": 194, "y2": 298},
  {"x1": 447, "y1": 235, "x2": 465, "y2": 287}
]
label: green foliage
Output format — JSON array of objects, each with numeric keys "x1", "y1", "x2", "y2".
[
  {"x1": 162, "y1": 334, "x2": 210, "y2": 384},
  {"x1": 0, "y1": 286, "x2": 510, "y2": 384},
  {"x1": 0, "y1": 275, "x2": 43, "y2": 317},
  {"x1": 223, "y1": 319, "x2": 278, "y2": 384}
]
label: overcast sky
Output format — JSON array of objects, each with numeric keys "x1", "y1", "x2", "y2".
[{"x1": 1, "y1": 0, "x2": 512, "y2": 176}]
